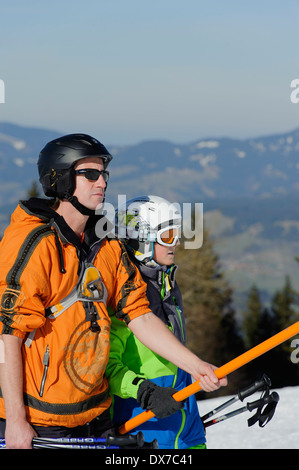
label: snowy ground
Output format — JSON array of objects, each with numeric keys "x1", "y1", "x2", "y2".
[{"x1": 198, "y1": 386, "x2": 299, "y2": 449}]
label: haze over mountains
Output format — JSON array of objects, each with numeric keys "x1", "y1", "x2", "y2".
[
  {"x1": 1, "y1": 121, "x2": 299, "y2": 204},
  {"x1": 1, "y1": 121, "x2": 299, "y2": 312}
]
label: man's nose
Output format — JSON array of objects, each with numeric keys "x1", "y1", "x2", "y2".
[{"x1": 95, "y1": 173, "x2": 106, "y2": 187}]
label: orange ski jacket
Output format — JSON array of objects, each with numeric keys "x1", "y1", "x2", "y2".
[{"x1": 0, "y1": 199, "x2": 150, "y2": 427}]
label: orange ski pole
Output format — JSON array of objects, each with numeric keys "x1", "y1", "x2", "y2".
[{"x1": 118, "y1": 321, "x2": 299, "y2": 435}]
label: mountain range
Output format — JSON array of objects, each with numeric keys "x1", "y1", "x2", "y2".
[
  {"x1": 107, "y1": 126, "x2": 299, "y2": 205},
  {"x1": 1, "y1": 121, "x2": 299, "y2": 313},
  {"x1": 1, "y1": 121, "x2": 299, "y2": 205}
]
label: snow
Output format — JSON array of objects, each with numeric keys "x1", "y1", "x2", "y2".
[
  {"x1": 198, "y1": 386, "x2": 299, "y2": 449},
  {"x1": 0, "y1": 132, "x2": 26, "y2": 150},
  {"x1": 196, "y1": 140, "x2": 219, "y2": 149},
  {"x1": 233, "y1": 148, "x2": 246, "y2": 159}
]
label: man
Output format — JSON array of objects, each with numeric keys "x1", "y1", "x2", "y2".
[{"x1": 0, "y1": 134, "x2": 226, "y2": 449}]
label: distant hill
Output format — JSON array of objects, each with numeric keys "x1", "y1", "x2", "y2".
[
  {"x1": 203, "y1": 201, "x2": 299, "y2": 316},
  {"x1": 1, "y1": 121, "x2": 299, "y2": 206},
  {"x1": 1, "y1": 121, "x2": 299, "y2": 314}
]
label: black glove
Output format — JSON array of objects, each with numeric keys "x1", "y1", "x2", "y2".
[{"x1": 137, "y1": 379, "x2": 184, "y2": 419}]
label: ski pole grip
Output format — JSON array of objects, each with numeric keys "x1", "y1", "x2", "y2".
[
  {"x1": 106, "y1": 431, "x2": 144, "y2": 448},
  {"x1": 246, "y1": 391, "x2": 279, "y2": 412},
  {"x1": 238, "y1": 374, "x2": 271, "y2": 401},
  {"x1": 247, "y1": 397, "x2": 266, "y2": 412},
  {"x1": 142, "y1": 439, "x2": 159, "y2": 449}
]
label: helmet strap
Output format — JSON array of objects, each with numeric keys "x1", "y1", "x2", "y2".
[
  {"x1": 128, "y1": 240, "x2": 155, "y2": 264},
  {"x1": 66, "y1": 195, "x2": 95, "y2": 217}
]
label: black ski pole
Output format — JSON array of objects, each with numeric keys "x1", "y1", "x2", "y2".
[
  {"x1": 201, "y1": 374, "x2": 271, "y2": 423},
  {"x1": 203, "y1": 391, "x2": 279, "y2": 429},
  {"x1": 0, "y1": 431, "x2": 159, "y2": 449}
]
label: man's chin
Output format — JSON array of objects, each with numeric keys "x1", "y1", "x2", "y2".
[{"x1": 95, "y1": 201, "x2": 105, "y2": 212}]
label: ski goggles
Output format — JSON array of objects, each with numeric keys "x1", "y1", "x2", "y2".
[
  {"x1": 74, "y1": 168, "x2": 110, "y2": 183},
  {"x1": 156, "y1": 225, "x2": 180, "y2": 247}
]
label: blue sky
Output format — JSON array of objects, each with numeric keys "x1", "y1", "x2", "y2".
[{"x1": 0, "y1": 0, "x2": 298, "y2": 145}]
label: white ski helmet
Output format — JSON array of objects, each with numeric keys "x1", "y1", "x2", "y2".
[{"x1": 115, "y1": 195, "x2": 181, "y2": 263}]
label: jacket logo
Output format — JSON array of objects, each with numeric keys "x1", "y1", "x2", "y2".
[
  {"x1": 0, "y1": 287, "x2": 26, "y2": 313},
  {"x1": 63, "y1": 319, "x2": 110, "y2": 394}
]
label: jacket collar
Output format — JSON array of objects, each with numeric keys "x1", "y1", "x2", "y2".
[
  {"x1": 136, "y1": 257, "x2": 177, "y2": 289},
  {"x1": 20, "y1": 198, "x2": 105, "y2": 251}
]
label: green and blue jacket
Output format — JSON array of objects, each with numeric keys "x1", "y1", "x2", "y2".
[{"x1": 106, "y1": 258, "x2": 206, "y2": 449}]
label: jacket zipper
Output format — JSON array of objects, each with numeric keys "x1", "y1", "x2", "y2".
[{"x1": 39, "y1": 345, "x2": 49, "y2": 397}]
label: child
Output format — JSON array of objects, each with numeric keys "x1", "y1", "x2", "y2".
[{"x1": 106, "y1": 195, "x2": 225, "y2": 449}]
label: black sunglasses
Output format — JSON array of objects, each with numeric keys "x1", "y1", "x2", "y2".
[{"x1": 74, "y1": 169, "x2": 109, "y2": 183}]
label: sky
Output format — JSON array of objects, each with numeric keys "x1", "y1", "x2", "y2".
[{"x1": 0, "y1": 0, "x2": 299, "y2": 145}]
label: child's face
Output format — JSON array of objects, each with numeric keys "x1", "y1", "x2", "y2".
[{"x1": 153, "y1": 241, "x2": 178, "y2": 266}]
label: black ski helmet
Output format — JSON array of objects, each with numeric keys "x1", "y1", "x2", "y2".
[{"x1": 38, "y1": 133, "x2": 113, "y2": 215}]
